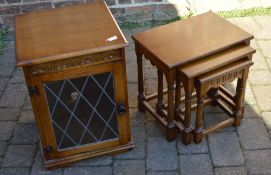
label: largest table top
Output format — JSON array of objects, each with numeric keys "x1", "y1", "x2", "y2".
[
  {"x1": 132, "y1": 12, "x2": 253, "y2": 69},
  {"x1": 15, "y1": 1, "x2": 127, "y2": 67}
]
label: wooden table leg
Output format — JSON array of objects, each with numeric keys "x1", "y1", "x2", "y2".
[
  {"x1": 175, "y1": 73, "x2": 181, "y2": 121},
  {"x1": 233, "y1": 68, "x2": 249, "y2": 126},
  {"x1": 135, "y1": 43, "x2": 145, "y2": 112},
  {"x1": 165, "y1": 70, "x2": 176, "y2": 141},
  {"x1": 156, "y1": 69, "x2": 164, "y2": 115},
  {"x1": 194, "y1": 86, "x2": 205, "y2": 143},
  {"x1": 182, "y1": 78, "x2": 193, "y2": 145}
]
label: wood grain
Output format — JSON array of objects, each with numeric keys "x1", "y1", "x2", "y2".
[
  {"x1": 180, "y1": 44, "x2": 256, "y2": 78},
  {"x1": 132, "y1": 11, "x2": 253, "y2": 69},
  {"x1": 15, "y1": 1, "x2": 128, "y2": 67},
  {"x1": 16, "y1": 1, "x2": 133, "y2": 169}
]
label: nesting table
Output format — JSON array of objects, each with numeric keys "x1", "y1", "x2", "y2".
[{"x1": 132, "y1": 12, "x2": 255, "y2": 144}]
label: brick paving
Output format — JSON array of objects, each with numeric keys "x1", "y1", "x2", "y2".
[{"x1": 0, "y1": 16, "x2": 271, "y2": 175}]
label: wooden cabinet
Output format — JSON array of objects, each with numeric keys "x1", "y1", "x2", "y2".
[{"x1": 15, "y1": 1, "x2": 134, "y2": 169}]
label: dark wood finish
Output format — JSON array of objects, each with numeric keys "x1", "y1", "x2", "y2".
[
  {"x1": 132, "y1": 11, "x2": 255, "y2": 144},
  {"x1": 16, "y1": 1, "x2": 133, "y2": 169}
]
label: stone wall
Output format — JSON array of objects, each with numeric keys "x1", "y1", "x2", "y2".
[{"x1": 0, "y1": 0, "x2": 184, "y2": 29}]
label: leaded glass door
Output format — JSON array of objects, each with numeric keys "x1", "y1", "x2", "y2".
[{"x1": 32, "y1": 62, "x2": 130, "y2": 158}]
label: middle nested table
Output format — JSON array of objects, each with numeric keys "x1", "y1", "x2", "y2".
[{"x1": 132, "y1": 11, "x2": 254, "y2": 144}]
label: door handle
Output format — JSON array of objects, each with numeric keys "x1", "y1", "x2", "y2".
[{"x1": 117, "y1": 103, "x2": 126, "y2": 115}]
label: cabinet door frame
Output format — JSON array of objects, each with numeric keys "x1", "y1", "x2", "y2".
[{"x1": 30, "y1": 61, "x2": 130, "y2": 159}]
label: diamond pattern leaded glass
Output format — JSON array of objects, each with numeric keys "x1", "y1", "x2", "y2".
[{"x1": 44, "y1": 72, "x2": 119, "y2": 150}]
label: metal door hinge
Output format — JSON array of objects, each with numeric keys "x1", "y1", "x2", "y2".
[
  {"x1": 43, "y1": 145, "x2": 52, "y2": 155},
  {"x1": 28, "y1": 86, "x2": 39, "y2": 96}
]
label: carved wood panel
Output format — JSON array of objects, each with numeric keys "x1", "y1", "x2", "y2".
[
  {"x1": 204, "y1": 69, "x2": 243, "y2": 90},
  {"x1": 29, "y1": 50, "x2": 122, "y2": 75}
]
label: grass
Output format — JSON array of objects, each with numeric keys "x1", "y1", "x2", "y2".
[
  {"x1": 119, "y1": 22, "x2": 144, "y2": 30},
  {"x1": 0, "y1": 28, "x2": 8, "y2": 51},
  {"x1": 119, "y1": 7, "x2": 271, "y2": 30},
  {"x1": 119, "y1": 16, "x2": 182, "y2": 30},
  {"x1": 218, "y1": 7, "x2": 271, "y2": 18},
  {"x1": 152, "y1": 16, "x2": 182, "y2": 27}
]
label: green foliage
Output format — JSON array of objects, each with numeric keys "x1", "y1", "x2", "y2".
[
  {"x1": 119, "y1": 16, "x2": 182, "y2": 30},
  {"x1": 218, "y1": 7, "x2": 271, "y2": 18},
  {"x1": 152, "y1": 16, "x2": 181, "y2": 27},
  {"x1": 119, "y1": 6, "x2": 271, "y2": 30},
  {"x1": 0, "y1": 28, "x2": 8, "y2": 50},
  {"x1": 119, "y1": 22, "x2": 143, "y2": 30}
]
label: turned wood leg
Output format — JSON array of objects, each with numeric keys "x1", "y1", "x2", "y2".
[
  {"x1": 156, "y1": 69, "x2": 164, "y2": 115},
  {"x1": 165, "y1": 70, "x2": 176, "y2": 142},
  {"x1": 233, "y1": 69, "x2": 249, "y2": 126},
  {"x1": 182, "y1": 78, "x2": 194, "y2": 145},
  {"x1": 136, "y1": 43, "x2": 145, "y2": 112},
  {"x1": 194, "y1": 87, "x2": 205, "y2": 144},
  {"x1": 175, "y1": 73, "x2": 181, "y2": 121},
  {"x1": 233, "y1": 79, "x2": 247, "y2": 126}
]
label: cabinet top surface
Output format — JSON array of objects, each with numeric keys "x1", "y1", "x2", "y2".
[
  {"x1": 132, "y1": 11, "x2": 253, "y2": 69},
  {"x1": 15, "y1": 1, "x2": 127, "y2": 67}
]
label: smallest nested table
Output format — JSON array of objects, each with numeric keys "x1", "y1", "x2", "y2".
[{"x1": 132, "y1": 11, "x2": 254, "y2": 144}]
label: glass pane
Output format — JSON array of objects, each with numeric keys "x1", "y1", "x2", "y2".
[{"x1": 44, "y1": 72, "x2": 119, "y2": 150}]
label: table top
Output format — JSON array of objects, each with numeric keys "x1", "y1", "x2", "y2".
[
  {"x1": 180, "y1": 44, "x2": 255, "y2": 78},
  {"x1": 132, "y1": 12, "x2": 253, "y2": 69},
  {"x1": 15, "y1": 1, "x2": 127, "y2": 67}
]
